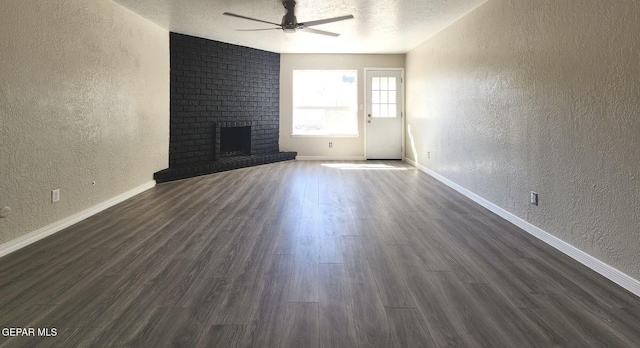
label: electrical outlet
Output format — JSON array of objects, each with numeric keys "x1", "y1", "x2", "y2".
[
  {"x1": 530, "y1": 191, "x2": 538, "y2": 206},
  {"x1": 52, "y1": 189, "x2": 60, "y2": 203},
  {"x1": 427, "y1": 151, "x2": 430, "y2": 159},
  {"x1": 329, "y1": 142, "x2": 333, "y2": 148}
]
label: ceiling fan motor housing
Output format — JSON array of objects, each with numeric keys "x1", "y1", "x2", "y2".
[{"x1": 282, "y1": 0, "x2": 298, "y2": 31}]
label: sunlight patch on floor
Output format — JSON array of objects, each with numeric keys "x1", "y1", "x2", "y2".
[{"x1": 320, "y1": 163, "x2": 408, "y2": 170}]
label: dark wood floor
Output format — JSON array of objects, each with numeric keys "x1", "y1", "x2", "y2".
[{"x1": 1, "y1": 160, "x2": 639, "y2": 347}]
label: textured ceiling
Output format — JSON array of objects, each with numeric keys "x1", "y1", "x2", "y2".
[{"x1": 113, "y1": 0, "x2": 486, "y2": 54}]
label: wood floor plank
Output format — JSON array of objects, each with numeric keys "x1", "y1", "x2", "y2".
[
  {"x1": 518, "y1": 306, "x2": 602, "y2": 347},
  {"x1": 210, "y1": 220, "x2": 278, "y2": 325},
  {"x1": 0, "y1": 216, "x2": 170, "y2": 306},
  {"x1": 127, "y1": 307, "x2": 191, "y2": 348},
  {"x1": 317, "y1": 218, "x2": 344, "y2": 264},
  {"x1": 386, "y1": 308, "x2": 437, "y2": 348},
  {"x1": 202, "y1": 219, "x2": 252, "y2": 279},
  {"x1": 341, "y1": 236, "x2": 390, "y2": 348},
  {"x1": 370, "y1": 217, "x2": 404, "y2": 246},
  {"x1": 61, "y1": 260, "x2": 188, "y2": 327},
  {"x1": 226, "y1": 218, "x2": 273, "y2": 277},
  {"x1": 282, "y1": 302, "x2": 319, "y2": 348},
  {"x1": 24, "y1": 275, "x2": 129, "y2": 329},
  {"x1": 537, "y1": 294, "x2": 638, "y2": 347},
  {"x1": 302, "y1": 169, "x2": 319, "y2": 219},
  {"x1": 156, "y1": 259, "x2": 223, "y2": 308},
  {"x1": 318, "y1": 203, "x2": 355, "y2": 224},
  {"x1": 242, "y1": 254, "x2": 293, "y2": 347},
  {"x1": 348, "y1": 199, "x2": 391, "y2": 221},
  {"x1": 318, "y1": 264, "x2": 358, "y2": 348},
  {"x1": 448, "y1": 215, "x2": 531, "y2": 261},
  {"x1": 271, "y1": 218, "x2": 299, "y2": 255},
  {"x1": 611, "y1": 307, "x2": 640, "y2": 343},
  {"x1": 467, "y1": 215, "x2": 544, "y2": 258},
  {"x1": 0, "y1": 160, "x2": 638, "y2": 347},
  {"x1": 462, "y1": 283, "x2": 547, "y2": 347},
  {"x1": 0, "y1": 179, "x2": 191, "y2": 280},
  {"x1": 356, "y1": 219, "x2": 416, "y2": 308},
  {"x1": 479, "y1": 259, "x2": 545, "y2": 309},
  {"x1": 289, "y1": 217, "x2": 319, "y2": 302},
  {"x1": 318, "y1": 169, "x2": 351, "y2": 208},
  {"x1": 169, "y1": 277, "x2": 233, "y2": 346},
  {"x1": 422, "y1": 217, "x2": 543, "y2": 308},
  {"x1": 196, "y1": 325, "x2": 246, "y2": 348},
  {"x1": 83, "y1": 299, "x2": 158, "y2": 347},
  {"x1": 525, "y1": 255, "x2": 639, "y2": 309},
  {"x1": 389, "y1": 243, "x2": 483, "y2": 347},
  {"x1": 413, "y1": 218, "x2": 491, "y2": 283}
]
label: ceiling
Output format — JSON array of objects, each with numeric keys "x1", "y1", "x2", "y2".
[{"x1": 113, "y1": 0, "x2": 486, "y2": 54}]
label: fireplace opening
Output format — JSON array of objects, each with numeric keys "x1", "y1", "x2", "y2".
[{"x1": 220, "y1": 126, "x2": 251, "y2": 157}]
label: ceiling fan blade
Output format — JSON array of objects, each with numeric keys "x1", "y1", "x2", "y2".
[
  {"x1": 300, "y1": 27, "x2": 340, "y2": 37},
  {"x1": 300, "y1": 15, "x2": 354, "y2": 28},
  {"x1": 237, "y1": 28, "x2": 282, "y2": 31},
  {"x1": 223, "y1": 12, "x2": 281, "y2": 27}
]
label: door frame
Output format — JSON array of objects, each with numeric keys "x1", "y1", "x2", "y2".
[{"x1": 363, "y1": 67, "x2": 405, "y2": 160}]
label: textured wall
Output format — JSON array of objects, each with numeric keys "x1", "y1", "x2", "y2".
[
  {"x1": 405, "y1": 0, "x2": 639, "y2": 279},
  {"x1": 169, "y1": 33, "x2": 280, "y2": 166},
  {"x1": 280, "y1": 54, "x2": 405, "y2": 157},
  {"x1": 0, "y1": 0, "x2": 169, "y2": 243}
]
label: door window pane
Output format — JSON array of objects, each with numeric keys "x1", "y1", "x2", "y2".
[
  {"x1": 380, "y1": 77, "x2": 388, "y2": 90},
  {"x1": 388, "y1": 77, "x2": 396, "y2": 90}
]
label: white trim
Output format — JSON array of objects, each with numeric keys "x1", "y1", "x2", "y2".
[
  {"x1": 296, "y1": 156, "x2": 366, "y2": 161},
  {"x1": 0, "y1": 181, "x2": 156, "y2": 259},
  {"x1": 404, "y1": 158, "x2": 640, "y2": 298},
  {"x1": 290, "y1": 134, "x2": 359, "y2": 138},
  {"x1": 403, "y1": 157, "x2": 417, "y2": 167}
]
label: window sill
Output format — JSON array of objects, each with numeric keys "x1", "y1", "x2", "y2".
[{"x1": 291, "y1": 134, "x2": 360, "y2": 138}]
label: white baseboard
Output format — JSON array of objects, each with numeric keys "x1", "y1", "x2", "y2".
[
  {"x1": 0, "y1": 180, "x2": 156, "y2": 259},
  {"x1": 296, "y1": 156, "x2": 366, "y2": 161},
  {"x1": 403, "y1": 157, "x2": 417, "y2": 166},
  {"x1": 404, "y1": 157, "x2": 640, "y2": 298}
]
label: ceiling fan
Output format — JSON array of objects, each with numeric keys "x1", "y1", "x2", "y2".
[{"x1": 223, "y1": 0, "x2": 354, "y2": 37}]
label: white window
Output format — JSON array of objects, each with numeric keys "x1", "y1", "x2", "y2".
[{"x1": 292, "y1": 70, "x2": 358, "y2": 136}]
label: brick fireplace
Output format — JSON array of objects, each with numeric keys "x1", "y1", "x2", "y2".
[{"x1": 154, "y1": 33, "x2": 295, "y2": 183}]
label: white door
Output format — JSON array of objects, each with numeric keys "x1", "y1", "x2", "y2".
[{"x1": 366, "y1": 70, "x2": 403, "y2": 159}]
